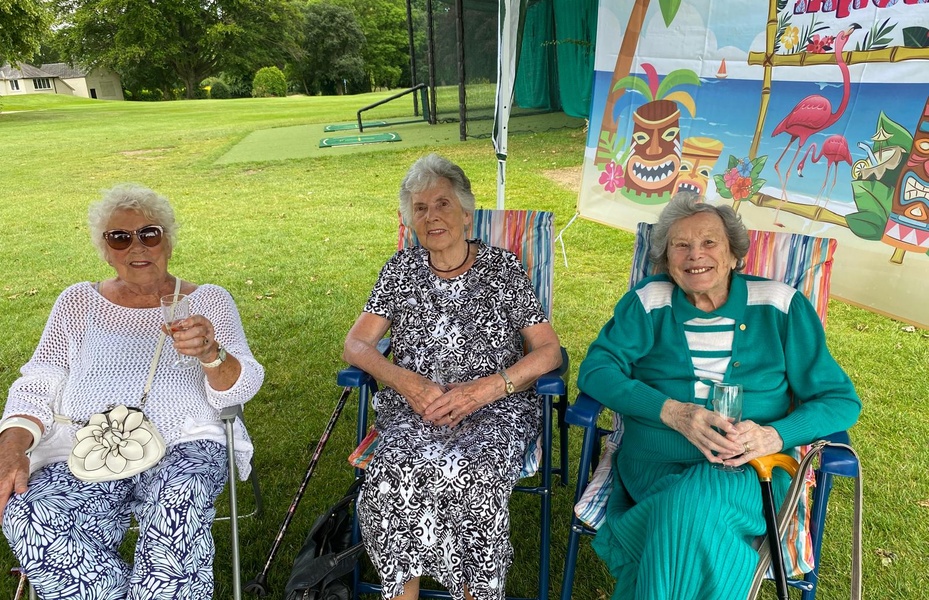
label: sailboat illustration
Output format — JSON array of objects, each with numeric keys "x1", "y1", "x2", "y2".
[{"x1": 716, "y1": 59, "x2": 728, "y2": 79}]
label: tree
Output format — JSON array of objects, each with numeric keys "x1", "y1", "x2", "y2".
[
  {"x1": 330, "y1": 0, "x2": 408, "y2": 90},
  {"x1": 55, "y1": 0, "x2": 302, "y2": 99},
  {"x1": 252, "y1": 66, "x2": 286, "y2": 97},
  {"x1": 290, "y1": 2, "x2": 365, "y2": 95},
  {"x1": 0, "y1": 0, "x2": 53, "y2": 64}
]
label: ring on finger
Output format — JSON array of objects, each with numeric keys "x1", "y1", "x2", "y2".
[{"x1": 744, "y1": 442, "x2": 752, "y2": 454}]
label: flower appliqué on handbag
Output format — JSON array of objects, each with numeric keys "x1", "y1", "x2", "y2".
[{"x1": 68, "y1": 405, "x2": 166, "y2": 481}]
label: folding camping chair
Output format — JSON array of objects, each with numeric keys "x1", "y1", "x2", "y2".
[
  {"x1": 17, "y1": 405, "x2": 262, "y2": 600},
  {"x1": 337, "y1": 209, "x2": 570, "y2": 600},
  {"x1": 560, "y1": 223, "x2": 862, "y2": 600}
]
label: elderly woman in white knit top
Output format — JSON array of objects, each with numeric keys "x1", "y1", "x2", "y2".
[{"x1": 0, "y1": 184, "x2": 264, "y2": 600}]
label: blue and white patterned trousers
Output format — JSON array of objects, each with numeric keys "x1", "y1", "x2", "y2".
[{"x1": 2, "y1": 439, "x2": 228, "y2": 600}]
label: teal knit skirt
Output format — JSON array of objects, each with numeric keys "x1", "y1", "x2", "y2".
[{"x1": 592, "y1": 453, "x2": 789, "y2": 600}]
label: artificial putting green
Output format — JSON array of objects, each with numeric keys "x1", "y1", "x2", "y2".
[
  {"x1": 213, "y1": 111, "x2": 584, "y2": 165},
  {"x1": 319, "y1": 132, "x2": 401, "y2": 147},
  {"x1": 323, "y1": 121, "x2": 389, "y2": 132}
]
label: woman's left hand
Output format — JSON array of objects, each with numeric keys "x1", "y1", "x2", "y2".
[
  {"x1": 720, "y1": 420, "x2": 784, "y2": 466},
  {"x1": 163, "y1": 315, "x2": 218, "y2": 362},
  {"x1": 422, "y1": 376, "x2": 499, "y2": 428}
]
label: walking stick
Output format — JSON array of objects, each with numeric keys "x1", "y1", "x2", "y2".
[
  {"x1": 10, "y1": 567, "x2": 28, "y2": 600},
  {"x1": 748, "y1": 454, "x2": 800, "y2": 600},
  {"x1": 245, "y1": 386, "x2": 355, "y2": 597}
]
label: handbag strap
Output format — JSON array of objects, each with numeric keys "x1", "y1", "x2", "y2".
[
  {"x1": 747, "y1": 440, "x2": 863, "y2": 600},
  {"x1": 138, "y1": 331, "x2": 167, "y2": 409},
  {"x1": 135, "y1": 277, "x2": 181, "y2": 410}
]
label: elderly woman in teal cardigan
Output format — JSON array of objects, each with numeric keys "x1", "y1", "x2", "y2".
[{"x1": 577, "y1": 192, "x2": 861, "y2": 600}]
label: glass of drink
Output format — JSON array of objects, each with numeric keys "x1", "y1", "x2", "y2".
[
  {"x1": 160, "y1": 293, "x2": 198, "y2": 369},
  {"x1": 712, "y1": 382, "x2": 744, "y2": 472}
]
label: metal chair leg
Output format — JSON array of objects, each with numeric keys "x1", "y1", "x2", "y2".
[
  {"x1": 801, "y1": 470, "x2": 834, "y2": 600},
  {"x1": 555, "y1": 392, "x2": 569, "y2": 487},
  {"x1": 224, "y1": 413, "x2": 242, "y2": 600},
  {"x1": 538, "y1": 394, "x2": 553, "y2": 600},
  {"x1": 560, "y1": 409, "x2": 601, "y2": 600}
]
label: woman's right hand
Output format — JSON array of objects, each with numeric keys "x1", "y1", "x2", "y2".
[
  {"x1": 659, "y1": 399, "x2": 744, "y2": 463},
  {"x1": 0, "y1": 429, "x2": 33, "y2": 520},
  {"x1": 401, "y1": 372, "x2": 448, "y2": 416}
]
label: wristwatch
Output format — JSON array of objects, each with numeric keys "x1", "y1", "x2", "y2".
[
  {"x1": 499, "y1": 370, "x2": 515, "y2": 395},
  {"x1": 200, "y1": 346, "x2": 227, "y2": 369}
]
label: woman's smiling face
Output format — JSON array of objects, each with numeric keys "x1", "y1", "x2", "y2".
[
  {"x1": 666, "y1": 211, "x2": 737, "y2": 309},
  {"x1": 104, "y1": 209, "x2": 171, "y2": 287},
  {"x1": 410, "y1": 177, "x2": 471, "y2": 254}
]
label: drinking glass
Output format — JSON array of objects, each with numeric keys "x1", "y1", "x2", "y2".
[
  {"x1": 712, "y1": 382, "x2": 744, "y2": 472},
  {"x1": 160, "y1": 293, "x2": 199, "y2": 369}
]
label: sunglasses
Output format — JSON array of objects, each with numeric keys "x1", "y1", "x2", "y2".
[{"x1": 102, "y1": 225, "x2": 165, "y2": 250}]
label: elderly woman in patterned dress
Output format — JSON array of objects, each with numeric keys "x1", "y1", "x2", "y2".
[
  {"x1": 0, "y1": 184, "x2": 264, "y2": 599},
  {"x1": 343, "y1": 153, "x2": 562, "y2": 600}
]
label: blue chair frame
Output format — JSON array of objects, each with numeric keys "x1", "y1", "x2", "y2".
[{"x1": 338, "y1": 344, "x2": 568, "y2": 600}]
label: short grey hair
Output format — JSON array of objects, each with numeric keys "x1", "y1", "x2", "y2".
[
  {"x1": 398, "y1": 153, "x2": 476, "y2": 224},
  {"x1": 88, "y1": 184, "x2": 178, "y2": 260},
  {"x1": 649, "y1": 191, "x2": 749, "y2": 274}
]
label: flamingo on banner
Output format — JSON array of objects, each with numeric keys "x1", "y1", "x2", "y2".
[{"x1": 771, "y1": 23, "x2": 861, "y2": 226}]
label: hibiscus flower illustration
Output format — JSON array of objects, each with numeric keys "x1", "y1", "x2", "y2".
[
  {"x1": 72, "y1": 405, "x2": 153, "y2": 474},
  {"x1": 780, "y1": 26, "x2": 800, "y2": 51},
  {"x1": 599, "y1": 160, "x2": 625, "y2": 193},
  {"x1": 713, "y1": 154, "x2": 768, "y2": 203},
  {"x1": 805, "y1": 34, "x2": 835, "y2": 54},
  {"x1": 728, "y1": 175, "x2": 753, "y2": 201}
]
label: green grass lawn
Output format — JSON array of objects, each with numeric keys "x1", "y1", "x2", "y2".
[{"x1": 1, "y1": 92, "x2": 927, "y2": 599}]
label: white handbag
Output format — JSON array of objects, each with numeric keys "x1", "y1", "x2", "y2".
[
  {"x1": 64, "y1": 332, "x2": 168, "y2": 482},
  {"x1": 68, "y1": 404, "x2": 166, "y2": 482}
]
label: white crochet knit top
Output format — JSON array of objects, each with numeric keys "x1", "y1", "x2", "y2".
[{"x1": 3, "y1": 282, "x2": 265, "y2": 479}]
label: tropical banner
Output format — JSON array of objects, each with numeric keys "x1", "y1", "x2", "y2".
[{"x1": 578, "y1": 0, "x2": 929, "y2": 328}]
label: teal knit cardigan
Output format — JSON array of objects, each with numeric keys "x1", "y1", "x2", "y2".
[{"x1": 577, "y1": 273, "x2": 861, "y2": 465}]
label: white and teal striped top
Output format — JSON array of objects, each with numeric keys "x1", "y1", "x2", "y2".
[{"x1": 683, "y1": 315, "x2": 735, "y2": 405}]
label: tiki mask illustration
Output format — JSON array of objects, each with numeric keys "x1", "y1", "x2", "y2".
[
  {"x1": 623, "y1": 99, "x2": 681, "y2": 197},
  {"x1": 676, "y1": 137, "x2": 724, "y2": 196},
  {"x1": 882, "y1": 98, "x2": 929, "y2": 254}
]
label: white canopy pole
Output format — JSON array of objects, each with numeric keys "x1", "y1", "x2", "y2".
[{"x1": 493, "y1": 0, "x2": 522, "y2": 210}]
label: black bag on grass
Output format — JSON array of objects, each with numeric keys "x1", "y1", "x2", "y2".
[{"x1": 284, "y1": 478, "x2": 366, "y2": 600}]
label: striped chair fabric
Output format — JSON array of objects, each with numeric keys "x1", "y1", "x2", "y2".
[
  {"x1": 351, "y1": 209, "x2": 557, "y2": 478},
  {"x1": 579, "y1": 221, "x2": 837, "y2": 579}
]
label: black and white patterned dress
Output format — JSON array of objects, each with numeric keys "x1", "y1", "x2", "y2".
[{"x1": 357, "y1": 240, "x2": 547, "y2": 600}]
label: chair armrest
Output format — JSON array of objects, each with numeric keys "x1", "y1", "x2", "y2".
[
  {"x1": 219, "y1": 405, "x2": 244, "y2": 423},
  {"x1": 337, "y1": 338, "x2": 391, "y2": 388},
  {"x1": 536, "y1": 346, "x2": 569, "y2": 396},
  {"x1": 819, "y1": 430, "x2": 858, "y2": 478},
  {"x1": 337, "y1": 365, "x2": 376, "y2": 388},
  {"x1": 566, "y1": 392, "x2": 605, "y2": 429}
]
